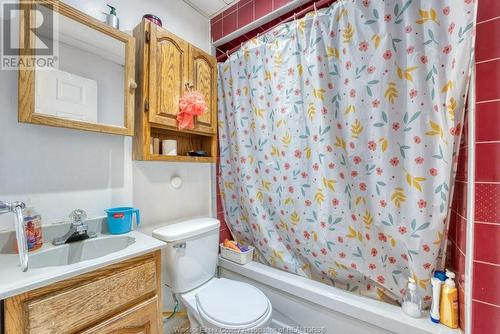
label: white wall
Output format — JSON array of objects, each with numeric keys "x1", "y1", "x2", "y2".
[{"x1": 0, "y1": 0, "x2": 214, "y2": 230}]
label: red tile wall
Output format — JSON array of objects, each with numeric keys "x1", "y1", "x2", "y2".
[
  {"x1": 447, "y1": 111, "x2": 468, "y2": 330},
  {"x1": 449, "y1": 2, "x2": 500, "y2": 331},
  {"x1": 471, "y1": 2, "x2": 500, "y2": 333},
  {"x1": 211, "y1": 0, "x2": 295, "y2": 42}
]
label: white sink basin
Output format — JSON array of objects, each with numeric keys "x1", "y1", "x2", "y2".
[{"x1": 29, "y1": 235, "x2": 136, "y2": 268}]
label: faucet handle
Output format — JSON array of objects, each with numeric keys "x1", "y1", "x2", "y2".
[{"x1": 69, "y1": 209, "x2": 87, "y2": 223}]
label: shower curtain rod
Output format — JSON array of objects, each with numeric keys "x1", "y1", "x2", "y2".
[{"x1": 216, "y1": 0, "x2": 336, "y2": 62}]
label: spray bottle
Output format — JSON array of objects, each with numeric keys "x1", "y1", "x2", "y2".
[{"x1": 440, "y1": 270, "x2": 459, "y2": 328}]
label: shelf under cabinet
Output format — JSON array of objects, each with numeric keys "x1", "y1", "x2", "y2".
[
  {"x1": 147, "y1": 154, "x2": 216, "y2": 163},
  {"x1": 133, "y1": 126, "x2": 217, "y2": 163}
]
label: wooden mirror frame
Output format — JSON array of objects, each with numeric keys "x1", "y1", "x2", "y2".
[{"x1": 18, "y1": 0, "x2": 136, "y2": 136}]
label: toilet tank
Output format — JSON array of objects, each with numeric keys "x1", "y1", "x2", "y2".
[{"x1": 153, "y1": 218, "x2": 220, "y2": 293}]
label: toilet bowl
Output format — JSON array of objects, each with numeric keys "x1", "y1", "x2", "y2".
[
  {"x1": 152, "y1": 218, "x2": 272, "y2": 332},
  {"x1": 181, "y1": 277, "x2": 272, "y2": 331}
]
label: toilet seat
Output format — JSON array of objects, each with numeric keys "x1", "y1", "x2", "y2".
[{"x1": 181, "y1": 278, "x2": 272, "y2": 330}]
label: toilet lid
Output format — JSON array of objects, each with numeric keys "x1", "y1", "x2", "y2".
[{"x1": 195, "y1": 278, "x2": 270, "y2": 327}]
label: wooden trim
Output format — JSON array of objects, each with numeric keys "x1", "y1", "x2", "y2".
[
  {"x1": 153, "y1": 249, "x2": 163, "y2": 332},
  {"x1": 18, "y1": 0, "x2": 135, "y2": 136},
  {"x1": 132, "y1": 20, "x2": 151, "y2": 160},
  {"x1": 27, "y1": 114, "x2": 132, "y2": 136},
  {"x1": 18, "y1": 1, "x2": 35, "y2": 124},
  {"x1": 147, "y1": 154, "x2": 216, "y2": 163},
  {"x1": 124, "y1": 29, "x2": 136, "y2": 135},
  {"x1": 146, "y1": 121, "x2": 216, "y2": 137},
  {"x1": 37, "y1": 0, "x2": 132, "y2": 43}
]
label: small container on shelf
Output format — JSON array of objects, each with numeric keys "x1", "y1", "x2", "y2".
[
  {"x1": 162, "y1": 139, "x2": 177, "y2": 156},
  {"x1": 220, "y1": 239, "x2": 254, "y2": 265}
]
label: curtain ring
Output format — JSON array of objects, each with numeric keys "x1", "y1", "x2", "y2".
[
  {"x1": 313, "y1": 2, "x2": 317, "y2": 15},
  {"x1": 226, "y1": 50, "x2": 229, "y2": 58},
  {"x1": 293, "y1": 13, "x2": 297, "y2": 22}
]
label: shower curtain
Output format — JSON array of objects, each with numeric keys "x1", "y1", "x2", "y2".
[{"x1": 218, "y1": 0, "x2": 475, "y2": 304}]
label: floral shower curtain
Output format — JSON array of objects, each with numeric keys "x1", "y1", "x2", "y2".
[{"x1": 218, "y1": 0, "x2": 475, "y2": 303}]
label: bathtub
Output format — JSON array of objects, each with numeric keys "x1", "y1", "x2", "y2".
[{"x1": 218, "y1": 258, "x2": 458, "y2": 334}]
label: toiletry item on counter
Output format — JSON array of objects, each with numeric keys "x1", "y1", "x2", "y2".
[
  {"x1": 162, "y1": 139, "x2": 177, "y2": 156},
  {"x1": 430, "y1": 272, "x2": 445, "y2": 323},
  {"x1": 105, "y1": 207, "x2": 140, "y2": 234},
  {"x1": 153, "y1": 137, "x2": 160, "y2": 154},
  {"x1": 23, "y1": 204, "x2": 43, "y2": 252},
  {"x1": 143, "y1": 14, "x2": 162, "y2": 27},
  {"x1": 440, "y1": 270, "x2": 459, "y2": 329},
  {"x1": 104, "y1": 4, "x2": 119, "y2": 29},
  {"x1": 402, "y1": 277, "x2": 422, "y2": 318}
]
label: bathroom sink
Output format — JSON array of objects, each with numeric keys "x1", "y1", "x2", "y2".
[{"x1": 29, "y1": 235, "x2": 136, "y2": 269}]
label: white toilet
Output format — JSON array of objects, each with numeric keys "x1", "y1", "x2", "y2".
[{"x1": 152, "y1": 218, "x2": 272, "y2": 332}]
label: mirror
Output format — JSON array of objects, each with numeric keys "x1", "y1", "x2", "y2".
[{"x1": 18, "y1": 1, "x2": 136, "y2": 136}]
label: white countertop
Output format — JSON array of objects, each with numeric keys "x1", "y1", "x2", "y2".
[{"x1": 0, "y1": 231, "x2": 166, "y2": 300}]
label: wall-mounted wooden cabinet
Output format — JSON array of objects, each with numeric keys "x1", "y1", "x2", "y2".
[{"x1": 133, "y1": 20, "x2": 217, "y2": 163}]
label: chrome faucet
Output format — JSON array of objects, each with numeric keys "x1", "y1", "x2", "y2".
[
  {"x1": 53, "y1": 209, "x2": 97, "y2": 245},
  {"x1": 0, "y1": 201, "x2": 28, "y2": 272}
]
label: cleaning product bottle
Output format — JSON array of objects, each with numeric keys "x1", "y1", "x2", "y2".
[
  {"x1": 440, "y1": 270, "x2": 459, "y2": 328},
  {"x1": 402, "y1": 277, "x2": 422, "y2": 318},
  {"x1": 430, "y1": 271, "x2": 446, "y2": 323},
  {"x1": 104, "y1": 4, "x2": 119, "y2": 29},
  {"x1": 23, "y1": 202, "x2": 43, "y2": 252}
]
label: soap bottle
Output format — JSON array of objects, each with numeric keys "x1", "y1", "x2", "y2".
[
  {"x1": 440, "y1": 270, "x2": 459, "y2": 328},
  {"x1": 402, "y1": 277, "x2": 422, "y2": 318},
  {"x1": 104, "y1": 4, "x2": 119, "y2": 29},
  {"x1": 23, "y1": 203, "x2": 43, "y2": 252}
]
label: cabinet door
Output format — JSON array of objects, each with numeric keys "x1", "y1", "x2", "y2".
[
  {"x1": 148, "y1": 24, "x2": 189, "y2": 127},
  {"x1": 81, "y1": 297, "x2": 161, "y2": 334},
  {"x1": 190, "y1": 46, "x2": 217, "y2": 134}
]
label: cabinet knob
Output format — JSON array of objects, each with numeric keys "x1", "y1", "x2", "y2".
[{"x1": 129, "y1": 81, "x2": 138, "y2": 90}]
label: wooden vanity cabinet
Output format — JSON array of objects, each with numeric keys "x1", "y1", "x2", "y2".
[
  {"x1": 133, "y1": 20, "x2": 218, "y2": 163},
  {"x1": 4, "y1": 251, "x2": 162, "y2": 334}
]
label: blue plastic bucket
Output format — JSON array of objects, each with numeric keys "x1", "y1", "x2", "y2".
[{"x1": 105, "y1": 207, "x2": 140, "y2": 234}]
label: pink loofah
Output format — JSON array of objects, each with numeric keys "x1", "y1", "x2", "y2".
[{"x1": 177, "y1": 88, "x2": 207, "y2": 130}]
